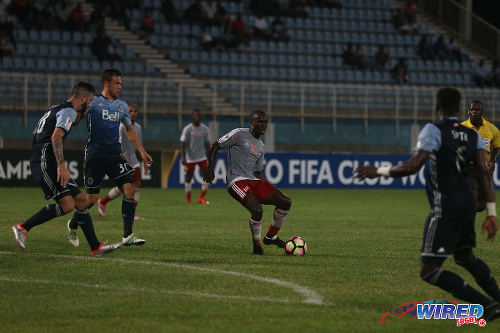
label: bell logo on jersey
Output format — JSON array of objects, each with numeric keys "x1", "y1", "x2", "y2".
[{"x1": 102, "y1": 109, "x2": 119, "y2": 122}]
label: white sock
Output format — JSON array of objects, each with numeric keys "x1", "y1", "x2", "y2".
[
  {"x1": 249, "y1": 219, "x2": 262, "y2": 243},
  {"x1": 184, "y1": 183, "x2": 192, "y2": 194},
  {"x1": 108, "y1": 186, "x2": 121, "y2": 200},
  {"x1": 272, "y1": 208, "x2": 289, "y2": 229},
  {"x1": 134, "y1": 190, "x2": 140, "y2": 204},
  {"x1": 201, "y1": 182, "x2": 209, "y2": 191}
]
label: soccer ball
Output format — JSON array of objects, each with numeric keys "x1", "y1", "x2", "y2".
[{"x1": 285, "y1": 236, "x2": 307, "y2": 256}]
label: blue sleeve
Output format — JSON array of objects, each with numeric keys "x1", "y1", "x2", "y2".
[
  {"x1": 55, "y1": 108, "x2": 77, "y2": 133},
  {"x1": 415, "y1": 123, "x2": 441, "y2": 152},
  {"x1": 121, "y1": 102, "x2": 131, "y2": 126},
  {"x1": 476, "y1": 131, "x2": 487, "y2": 150}
]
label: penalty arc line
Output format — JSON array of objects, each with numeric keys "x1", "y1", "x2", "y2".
[
  {"x1": 0, "y1": 276, "x2": 291, "y2": 304},
  {"x1": 0, "y1": 251, "x2": 325, "y2": 305}
]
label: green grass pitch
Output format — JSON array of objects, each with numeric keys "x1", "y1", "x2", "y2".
[{"x1": 1, "y1": 188, "x2": 499, "y2": 332}]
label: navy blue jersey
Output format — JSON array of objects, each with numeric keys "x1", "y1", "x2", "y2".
[
  {"x1": 85, "y1": 94, "x2": 130, "y2": 158},
  {"x1": 416, "y1": 118, "x2": 484, "y2": 207},
  {"x1": 31, "y1": 101, "x2": 77, "y2": 162}
]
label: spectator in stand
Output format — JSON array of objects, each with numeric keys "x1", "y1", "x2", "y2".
[
  {"x1": 417, "y1": 34, "x2": 435, "y2": 60},
  {"x1": 140, "y1": 9, "x2": 154, "y2": 35},
  {"x1": 161, "y1": 0, "x2": 180, "y2": 23},
  {"x1": 0, "y1": 31, "x2": 13, "y2": 59},
  {"x1": 315, "y1": 0, "x2": 342, "y2": 10},
  {"x1": 472, "y1": 59, "x2": 489, "y2": 88},
  {"x1": 217, "y1": 20, "x2": 238, "y2": 50},
  {"x1": 38, "y1": 4, "x2": 57, "y2": 30},
  {"x1": 213, "y1": 0, "x2": 229, "y2": 27},
  {"x1": 403, "y1": 0, "x2": 417, "y2": 24},
  {"x1": 184, "y1": 0, "x2": 205, "y2": 24},
  {"x1": 198, "y1": 26, "x2": 216, "y2": 51},
  {"x1": 67, "y1": 3, "x2": 85, "y2": 31},
  {"x1": 391, "y1": 58, "x2": 410, "y2": 84},
  {"x1": 110, "y1": 0, "x2": 131, "y2": 31},
  {"x1": 392, "y1": 8, "x2": 417, "y2": 34},
  {"x1": 55, "y1": 1, "x2": 72, "y2": 30},
  {"x1": 374, "y1": 45, "x2": 389, "y2": 71},
  {"x1": 487, "y1": 59, "x2": 500, "y2": 88},
  {"x1": 342, "y1": 42, "x2": 355, "y2": 67},
  {"x1": 0, "y1": 0, "x2": 16, "y2": 48},
  {"x1": 253, "y1": 15, "x2": 270, "y2": 40},
  {"x1": 202, "y1": 0, "x2": 217, "y2": 25},
  {"x1": 433, "y1": 34, "x2": 449, "y2": 60},
  {"x1": 250, "y1": 0, "x2": 281, "y2": 17},
  {"x1": 91, "y1": 29, "x2": 122, "y2": 63},
  {"x1": 287, "y1": 0, "x2": 308, "y2": 18},
  {"x1": 231, "y1": 13, "x2": 250, "y2": 46},
  {"x1": 271, "y1": 15, "x2": 290, "y2": 42},
  {"x1": 353, "y1": 44, "x2": 367, "y2": 69}
]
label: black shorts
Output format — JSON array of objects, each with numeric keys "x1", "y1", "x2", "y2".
[
  {"x1": 30, "y1": 158, "x2": 80, "y2": 201},
  {"x1": 421, "y1": 197, "x2": 476, "y2": 259},
  {"x1": 84, "y1": 154, "x2": 133, "y2": 194}
]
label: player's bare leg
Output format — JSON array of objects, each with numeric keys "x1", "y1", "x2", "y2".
[
  {"x1": 198, "y1": 168, "x2": 210, "y2": 205},
  {"x1": 262, "y1": 188, "x2": 292, "y2": 248},
  {"x1": 185, "y1": 172, "x2": 193, "y2": 204},
  {"x1": 241, "y1": 193, "x2": 264, "y2": 255}
]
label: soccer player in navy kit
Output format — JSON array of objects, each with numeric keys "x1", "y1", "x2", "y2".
[
  {"x1": 356, "y1": 87, "x2": 500, "y2": 321},
  {"x1": 11, "y1": 82, "x2": 121, "y2": 256},
  {"x1": 204, "y1": 110, "x2": 292, "y2": 255},
  {"x1": 67, "y1": 69, "x2": 153, "y2": 246}
]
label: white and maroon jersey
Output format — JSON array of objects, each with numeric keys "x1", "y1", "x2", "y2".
[
  {"x1": 180, "y1": 123, "x2": 211, "y2": 163},
  {"x1": 119, "y1": 122, "x2": 142, "y2": 168},
  {"x1": 218, "y1": 128, "x2": 265, "y2": 186}
]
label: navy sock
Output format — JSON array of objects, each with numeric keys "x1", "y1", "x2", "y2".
[
  {"x1": 22, "y1": 204, "x2": 63, "y2": 231},
  {"x1": 75, "y1": 209, "x2": 100, "y2": 251},
  {"x1": 464, "y1": 257, "x2": 500, "y2": 302},
  {"x1": 68, "y1": 211, "x2": 78, "y2": 230},
  {"x1": 122, "y1": 198, "x2": 135, "y2": 238},
  {"x1": 423, "y1": 268, "x2": 495, "y2": 307}
]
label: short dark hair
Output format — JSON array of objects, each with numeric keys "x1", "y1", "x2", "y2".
[
  {"x1": 468, "y1": 99, "x2": 483, "y2": 109},
  {"x1": 192, "y1": 108, "x2": 200, "y2": 114},
  {"x1": 71, "y1": 81, "x2": 95, "y2": 97},
  {"x1": 250, "y1": 110, "x2": 266, "y2": 119},
  {"x1": 437, "y1": 87, "x2": 461, "y2": 114},
  {"x1": 102, "y1": 68, "x2": 123, "y2": 83}
]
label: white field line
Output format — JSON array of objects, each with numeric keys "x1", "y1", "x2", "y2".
[
  {"x1": 0, "y1": 276, "x2": 290, "y2": 304},
  {"x1": 0, "y1": 251, "x2": 324, "y2": 305}
]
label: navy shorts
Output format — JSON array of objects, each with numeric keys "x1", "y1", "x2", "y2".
[
  {"x1": 84, "y1": 154, "x2": 133, "y2": 194},
  {"x1": 30, "y1": 159, "x2": 81, "y2": 201},
  {"x1": 421, "y1": 197, "x2": 476, "y2": 260}
]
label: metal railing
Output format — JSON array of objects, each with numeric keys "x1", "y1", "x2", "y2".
[
  {"x1": 415, "y1": 0, "x2": 500, "y2": 59},
  {"x1": 1, "y1": 72, "x2": 499, "y2": 136}
]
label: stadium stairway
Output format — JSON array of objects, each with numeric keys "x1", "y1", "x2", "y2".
[{"x1": 80, "y1": 0, "x2": 238, "y2": 115}]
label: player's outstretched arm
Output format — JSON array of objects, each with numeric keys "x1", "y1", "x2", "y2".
[
  {"x1": 475, "y1": 149, "x2": 499, "y2": 241},
  {"x1": 125, "y1": 124, "x2": 153, "y2": 173},
  {"x1": 355, "y1": 150, "x2": 429, "y2": 180},
  {"x1": 204, "y1": 141, "x2": 220, "y2": 184},
  {"x1": 51, "y1": 127, "x2": 70, "y2": 187}
]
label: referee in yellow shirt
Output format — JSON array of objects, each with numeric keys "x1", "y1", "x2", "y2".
[{"x1": 462, "y1": 99, "x2": 500, "y2": 211}]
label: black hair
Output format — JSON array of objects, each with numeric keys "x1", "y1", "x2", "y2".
[
  {"x1": 468, "y1": 99, "x2": 484, "y2": 110},
  {"x1": 250, "y1": 110, "x2": 266, "y2": 120},
  {"x1": 102, "y1": 68, "x2": 123, "y2": 83},
  {"x1": 437, "y1": 87, "x2": 461, "y2": 114},
  {"x1": 71, "y1": 81, "x2": 95, "y2": 97}
]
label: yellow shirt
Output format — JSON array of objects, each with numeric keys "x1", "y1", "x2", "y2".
[{"x1": 461, "y1": 117, "x2": 500, "y2": 161}]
